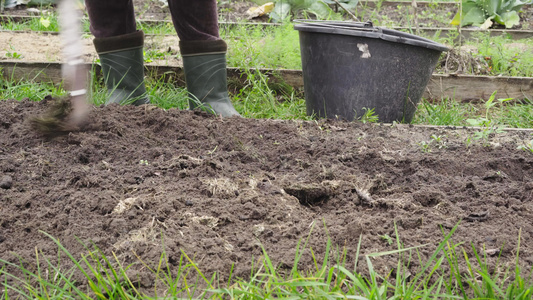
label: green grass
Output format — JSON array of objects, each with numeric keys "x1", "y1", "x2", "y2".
[
  {"x1": 1, "y1": 63, "x2": 532, "y2": 127},
  {"x1": 0, "y1": 69, "x2": 68, "y2": 101},
  {"x1": 223, "y1": 22, "x2": 302, "y2": 70},
  {"x1": 473, "y1": 34, "x2": 533, "y2": 78},
  {"x1": 0, "y1": 15, "x2": 61, "y2": 32},
  {"x1": 413, "y1": 95, "x2": 533, "y2": 128},
  {"x1": 1, "y1": 225, "x2": 532, "y2": 299}
]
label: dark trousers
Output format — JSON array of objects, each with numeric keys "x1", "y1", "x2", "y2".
[{"x1": 84, "y1": 0, "x2": 220, "y2": 41}]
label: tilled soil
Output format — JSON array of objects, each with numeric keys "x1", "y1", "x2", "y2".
[{"x1": 1, "y1": 99, "x2": 533, "y2": 295}]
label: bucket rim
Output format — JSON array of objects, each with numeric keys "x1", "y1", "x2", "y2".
[{"x1": 293, "y1": 20, "x2": 449, "y2": 53}]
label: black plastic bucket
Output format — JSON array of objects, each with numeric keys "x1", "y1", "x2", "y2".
[{"x1": 294, "y1": 21, "x2": 449, "y2": 123}]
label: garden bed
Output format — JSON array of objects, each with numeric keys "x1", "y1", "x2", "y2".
[
  {"x1": 1, "y1": 99, "x2": 533, "y2": 296},
  {"x1": 1, "y1": 2, "x2": 533, "y2": 297}
]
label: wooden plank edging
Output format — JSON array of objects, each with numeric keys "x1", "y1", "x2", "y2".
[{"x1": 2, "y1": 14, "x2": 533, "y2": 41}]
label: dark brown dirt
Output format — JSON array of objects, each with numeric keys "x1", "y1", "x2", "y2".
[{"x1": 1, "y1": 99, "x2": 533, "y2": 296}]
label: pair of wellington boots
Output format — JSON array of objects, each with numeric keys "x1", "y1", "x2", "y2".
[{"x1": 93, "y1": 31, "x2": 240, "y2": 117}]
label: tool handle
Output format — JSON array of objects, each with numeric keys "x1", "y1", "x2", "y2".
[{"x1": 59, "y1": 0, "x2": 89, "y2": 124}]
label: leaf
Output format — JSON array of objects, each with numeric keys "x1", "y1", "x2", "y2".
[
  {"x1": 290, "y1": 0, "x2": 313, "y2": 10},
  {"x1": 270, "y1": 2, "x2": 292, "y2": 22},
  {"x1": 495, "y1": 11, "x2": 520, "y2": 28},
  {"x1": 307, "y1": 0, "x2": 334, "y2": 19},
  {"x1": 455, "y1": 0, "x2": 529, "y2": 28},
  {"x1": 460, "y1": 6, "x2": 487, "y2": 26},
  {"x1": 246, "y1": 2, "x2": 275, "y2": 19},
  {"x1": 40, "y1": 16, "x2": 50, "y2": 28},
  {"x1": 450, "y1": 11, "x2": 462, "y2": 26},
  {"x1": 340, "y1": 0, "x2": 359, "y2": 11},
  {"x1": 479, "y1": 16, "x2": 494, "y2": 29},
  {"x1": 480, "y1": 0, "x2": 501, "y2": 17},
  {"x1": 466, "y1": 118, "x2": 483, "y2": 126},
  {"x1": 500, "y1": 0, "x2": 531, "y2": 11}
]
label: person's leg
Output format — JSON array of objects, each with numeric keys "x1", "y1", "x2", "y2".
[
  {"x1": 85, "y1": 0, "x2": 137, "y2": 38},
  {"x1": 85, "y1": 0, "x2": 148, "y2": 105},
  {"x1": 167, "y1": 0, "x2": 220, "y2": 41},
  {"x1": 168, "y1": 0, "x2": 240, "y2": 117}
]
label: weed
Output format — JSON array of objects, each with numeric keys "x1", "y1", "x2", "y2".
[
  {"x1": 466, "y1": 91, "x2": 509, "y2": 145},
  {"x1": 464, "y1": 135, "x2": 474, "y2": 148},
  {"x1": 5, "y1": 45, "x2": 22, "y2": 59},
  {"x1": 380, "y1": 234, "x2": 394, "y2": 245},
  {"x1": 143, "y1": 49, "x2": 170, "y2": 63},
  {"x1": 431, "y1": 134, "x2": 448, "y2": 149},
  {"x1": 472, "y1": 33, "x2": 533, "y2": 77},
  {"x1": 418, "y1": 140, "x2": 433, "y2": 153},
  {"x1": 517, "y1": 137, "x2": 533, "y2": 153},
  {"x1": 358, "y1": 107, "x2": 380, "y2": 124},
  {"x1": 414, "y1": 97, "x2": 474, "y2": 126},
  {"x1": 470, "y1": 122, "x2": 505, "y2": 145}
]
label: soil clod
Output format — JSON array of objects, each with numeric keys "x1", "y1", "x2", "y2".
[
  {"x1": 283, "y1": 183, "x2": 331, "y2": 205},
  {"x1": 0, "y1": 175, "x2": 13, "y2": 189},
  {"x1": 464, "y1": 211, "x2": 490, "y2": 222}
]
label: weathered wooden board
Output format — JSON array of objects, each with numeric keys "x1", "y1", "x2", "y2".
[
  {"x1": 426, "y1": 74, "x2": 533, "y2": 101},
  {"x1": 0, "y1": 61, "x2": 65, "y2": 83},
  {"x1": 1, "y1": 61, "x2": 532, "y2": 102},
  {"x1": 397, "y1": 27, "x2": 533, "y2": 41}
]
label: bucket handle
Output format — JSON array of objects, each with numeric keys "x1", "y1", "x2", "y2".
[{"x1": 293, "y1": 20, "x2": 381, "y2": 33}]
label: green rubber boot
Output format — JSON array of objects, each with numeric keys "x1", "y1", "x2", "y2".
[
  {"x1": 93, "y1": 31, "x2": 149, "y2": 105},
  {"x1": 180, "y1": 40, "x2": 240, "y2": 117}
]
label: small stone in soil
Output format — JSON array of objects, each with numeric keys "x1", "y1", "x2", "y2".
[{"x1": 0, "y1": 175, "x2": 13, "y2": 189}]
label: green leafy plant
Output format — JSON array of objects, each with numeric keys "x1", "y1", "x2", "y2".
[
  {"x1": 270, "y1": 0, "x2": 358, "y2": 22},
  {"x1": 467, "y1": 118, "x2": 505, "y2": 144},
  {"x1": 451, "y1": 0, "x2": 532, "y2": 29}
]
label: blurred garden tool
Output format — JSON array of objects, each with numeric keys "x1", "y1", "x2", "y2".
[{"x1": 30, "y1": 0, "x2": 89, "y2": 133}]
